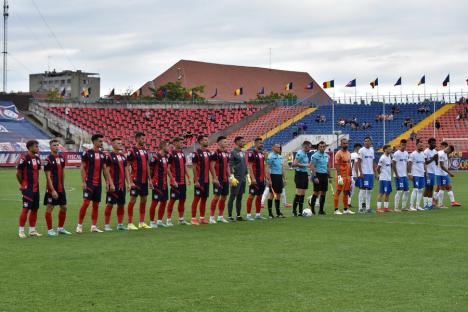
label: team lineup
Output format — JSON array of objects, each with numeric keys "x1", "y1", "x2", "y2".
[{"x1": 16, "y1": 132, "x2": 461, "y2": 238}]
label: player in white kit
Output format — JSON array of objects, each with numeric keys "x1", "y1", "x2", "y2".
[
  {"x1": 423, "y1": 138, "x2": 438, "y2": 209},
  {"x1": 435, "y1": 143, "x2": 460, "y2": 208},
  {"x1": 392, "y1": 139, "x2": 411, "y2": 212},
  {"x1": 376, "y1": 145, "x2": 393, "y2": 213},
  {"x1": 408, "y1": 140, "x2": 427, "y2": 211},
  {"x1": 348, "y1": 143, "x2": 362, "y2": 208},
  {"x1": 356, "y1": 137, "x2": 376, "y2": 213}
]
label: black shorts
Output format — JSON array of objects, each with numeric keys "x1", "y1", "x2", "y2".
[
  {"x1": 313, "y1": 173, "x2": 329, "y2": 192},
  {"x1": 106, "y1": 190, "x2": 126, "y2": 205},
  {"x1": 213, "y1": 182, "x2": 229, "y2": 196},
  {"x1": 294, "y1": 171, "x2": 309, "y2": 190},
  {"x1": 130, "y1": 181, "x2": 149, "y2": 197},
  {"x1": 194, "y1": 182, "x2": 210, "y2": 198},
  {"x1": 22, "y1": 190, "x2": 40, "y2": 210},
  {"x1": 249, "y1": 181, "x2": 266, "y2": 196},
  {"x1": 152, "y1": 187, "x2": 169, "y2": 201},
  {"x1": 170, "y1": 185, "x2": 187, "y2": 200},
  {"x1": 270, "y1": 174, "x2": 284, "y2": 194},
  {"x1": 44, "y1": 191, "x2": 67, "y2": 206},
  {"x1": 83, "y1": 185, "x2": 102, "y2": 202},
  {"x1": 230, "y1": 180, "x2": 246, "y2": 196}
]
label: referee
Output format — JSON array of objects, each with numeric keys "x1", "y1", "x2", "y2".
[
  {"x1": 309, "y1": 141, "x2": 331, "y2": 215},
  {"x1": 292, "y1": 141, "x2": 312, "y2": 216},
  {"x1": 266, "y1": 143, "x2": 286, "y2": 218}
]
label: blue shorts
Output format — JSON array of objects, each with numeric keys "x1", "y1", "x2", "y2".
[
  {"x1": 425, "y1": 173, "x2": 435, "y2": 187},
  {"x1": 379, "y1": 180, "x2": 392, "y2": 194},
  {"x1": 354, "y1": 177, "x2": 363, "y2": 188},
  {"x1": 412, "y1": 176, "x2": 425, "y2": 189},
  {"x1": 361, "y1": 174, "x2": 374, "y2": 190},
  {"x1": 436, "y1": 175, "x2": 450, "y2": 186},
  {"x1": 395, "y1": 177, "x2": 409, "y2": 191}
]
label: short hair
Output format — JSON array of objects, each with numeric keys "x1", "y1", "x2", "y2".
[
  {"x1": 217, "y1": 136, "x2": 227, "y2": 142},
  {"x1": 428, "y1": 137, "x2": 436, "y2": 144},
  {"x1": 26, "y1": 140, "x2": 39, "y2": 149},
  {"x1": 364, "y1": 136, "x2": 372, "y2": 141},
  {"x1": 111, "y1": 137, "x2": 122, "y2": 142},
  {"x1": 135, "y1": 132, "x2": 145, "y2": 139},
  {"x1": 382, "y1": 144, "x2": 391, "y2": 150},
  {"x1": 317, "y1": 141, "x2": 326, "y2": 146},
  {"x1": 49, "y1": 139, "x2": 59, "y2": 145},
  {"x1": 234, "y1": 136, "x2": 244, "y2": 143},
  {"x1": 447, "y1": 145, "x2": 455, "y2": 153},
  {"x1": 272, "y1": 143, "x2": 281, "y2": 148},
  {"x1": 173, "y1": 137, "x2": 183, "y2": 143},
  {"x1": 400, "y1": 139, "x2": 407, "y2": 144},
  {"x1": 340, "y1": 138, "x2": 348, "y2": 143},
  {"x1": 197, "y1": 134, "x2": 207, "y2": 143},
  {"x1": 354, "y1": 143, "x2": 362, "y2": 149},
  {"x1": 159, "y1": 140, "x2": 168, "y2": 149},
  {"x1": 91, "y1": 134, "x2": 103, "y2": 142},
  {"x1": 302, "y1": 140, "x2": 312, "y2": 146},
  {"x1": 254, "y1": 137, "x2": 263, "y2": 143},
  {"x1": 441, "y1": 141, "x2": 448, "y2": 147}
]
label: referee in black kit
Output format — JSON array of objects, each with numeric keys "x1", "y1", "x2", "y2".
[{"x1": 309, "y1": 141, "x2": 331, "y2": 215}]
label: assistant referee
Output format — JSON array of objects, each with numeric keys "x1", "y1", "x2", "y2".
[
  {"x1": 309, "y1": 141, "x2": 331, "y2": 215},
  {"x1": 266, "y1": 143, "x2": 286, "y2": 218}
]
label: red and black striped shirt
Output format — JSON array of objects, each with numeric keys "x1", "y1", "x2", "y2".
[
  {"x1": 210, "y1": 149, "x2": 230, "y2": 183},
  {"x1": 248, "y1": 150, "x2": 265, "y2": 182},
  {"x1": 127, "y1": 147, "x2": 149, "y2": 184},
  {"x1": 192, "y1": 148, "x2": 211, "y2": 184},
  {"x1": 44, "y1": 154, "x2": 65, "y2": 193},
  {"x1": 17, "y1": 153, "x2": 41, "y2": 192},
  {"x1": 82, "y1": 149, "x2": 105, "y2": 186},
  {"x1": 150, "y1": 152, "x2": 168, "y2": 189},
  {"x1": 106, "y1": 152, "x2": 127, "y2": 191},
  {"x1": 168, "y1": 150, "x2": 187, "y2": 185}
]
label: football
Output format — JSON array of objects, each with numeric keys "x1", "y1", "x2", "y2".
[{"x1": 302, "y1": 208, "x2": 313, "y2": 217}]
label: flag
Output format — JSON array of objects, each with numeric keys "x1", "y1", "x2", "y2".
[
  {"x1": 322, "y1": 80, "x2": 334, "y2": 89},
  {"x1": 257, "y1": 87, "x2": 265, "y2": 95},
  {"x1": 305, "y1": 82, "x2": 313, "y2": 89},
  {"x1": 60, "y1": 88, "x2": 66, "y2": 97},
  {"x1": 442, "y1": 74, "x2": 450, "y2": 87},
  {"x1": 188, "y1": 89, "x2": 193, "y2": 97},
  {"x1": 234, "y1": 87, "x2": 243, "y2": 96},
  {"x1": 345, "y1": 79, "x2": 356, "y2": 87},
  {"x1": 285, "y1": 82, "x2": 293, "y2": 90},
  {"x1": 80, "y1": 87, "x2": 89, "y2": 97},
  {"x1": 108, "y1": 88, "x2": 115, "y2": 97},
  {"x1": 394, "y1": 77, "x2": 402, "y2": 86},
  {"x1": 418, "y1": 75, "x2": 425, "y2": 86},
  {"x1": 370, "y1": 78, "x2": 378, "y2": 89},
  {"x1": 210, "y1": 88, "x2": 218, "y2": 98},
  {"x1": 466, "y1": 78, "x2": 468, "y2": 86},
  {"x1": 162, "y1": 89, "x2": 168, "y2": 97}
]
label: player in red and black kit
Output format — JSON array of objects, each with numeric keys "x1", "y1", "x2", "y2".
[
  {"x1": 103, "y1": 137, "x2": 131, "y2": 231},
  {"x1": 208, "y1": 136, "x2": 230, "y2": 224},
  {"x1": 126, "y1": 132, "x2": 151, "y2": 230},
  {"x1": 246, "y1": 137, "x2": 268, "y2": 220},
  {"x1": 149, "y1": 140, "x2": 174, "y2": 228},
  {"x1": 191, "y1": 135, "x2": 211, "y2": 225},
  {"x1": 43, "y1": 139, "x2": 71, "y2": 236},
  {"x1": 167, "y1": 137, "x2": 191, "y2": 225},
  {"x1": 76, "y1": 134, "x2": 109, "y2": 234},
  {"x1": 17, "y1": 140, "x2": 42, "y2": 238}
]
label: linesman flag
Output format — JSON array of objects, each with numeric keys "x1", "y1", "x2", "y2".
[
  {"x1": 345, "y1": 79, "x2": 356, "y2": 87},
  {"x1": 285, "y1": 82, "x2": 293, "y2": 90},
  {"x1": 323, "y1": 80, "x2": 334, "y2": 89},
  {"x1": 370, "y1": 78, "x2": 378, "y2": 89},
  {"x1": 394, "y1": 77, "x2": 402, "y2": 86},
  {"x1": 418, "y1": 75, "x2": 426, "y2": 85},
  {"x1": 442, "y1": 74, "x2": 450, "y2": 87},
  {"x1": 234, "y1": 87, "x2": 243, "y2": 96}
]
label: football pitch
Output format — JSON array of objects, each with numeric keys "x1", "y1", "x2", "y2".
[{"x1": 1, "y1": 168, "x2": 467, "y2": 312}]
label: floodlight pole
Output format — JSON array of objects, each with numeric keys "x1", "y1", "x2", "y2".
[{"x1": 2, "y1": 0, "x2": 8, "y2": 93}]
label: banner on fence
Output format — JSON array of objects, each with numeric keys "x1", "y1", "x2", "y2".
[{"x1": 0, "y1": 152, "x2": 82, "y2": 168}]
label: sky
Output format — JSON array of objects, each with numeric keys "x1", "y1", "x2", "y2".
[{"x1": 5, "y1": 0, "x2": 468, "y2": 100}]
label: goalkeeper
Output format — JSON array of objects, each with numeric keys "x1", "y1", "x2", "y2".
[
  {"x1": 227, "y1": 136, "x2": 248, "y2": 222},
  {"x1": 333, "y1": 138, "x2": 355, "y2": 215}
]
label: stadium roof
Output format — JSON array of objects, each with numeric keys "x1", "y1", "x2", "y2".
[{"x1": 135, "y1": 60, "x2": 332, "y2": 103}]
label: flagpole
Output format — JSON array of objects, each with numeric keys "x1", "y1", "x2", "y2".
[
  {"x1": 332, "y1": 86, "x2": 335, "y2": 135},
  {"x1": 354, "y1": 85, "x2": 357, "y2": 104},
  {"x1": 448, "y1": 74, "x2": 451, "y2": 103}
]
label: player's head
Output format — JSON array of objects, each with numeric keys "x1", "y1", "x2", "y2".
[
  {"x1": 111, "y1": 137, "x2": 123, "y2": 151},
  {"x1": 135, "y1": 132, "x2": 146, "y2": 146},
  {"x1": 427, "y1": 137, "x2": 436, "y2": 149},
  {"x1": 217, "y1": 136, "x2": 227, "y2": 150},
  {"x1": 340, "y1": 138, "x2": 348, "y2": 150},
  {"x1": 159, "y1": 140, "x2": 169, "y2": 153},
  {"x1": 363, "y1": 137, "x2": 372, "y2": 148},
  {"x1": 353, "y1": 143, "x2": 362, "y2": 152},
  {"x1": 416, "y1": 139, "x2": 424, "y2": 152},
  {"x1": 26, "y1": 140, "x2": 39, "y2": 154},
  {"x1": 382, "y1": 144, "x2": 391, "y2": 154},
  {"x1": 302, "y1": 140, "x2": 312, "y2": 152},
  {"x1": 272, "y1": 143, "x2": 281, "y2": 154},
  {"x1": 197, "y1": 134, "x2": 209, "y2": 148},
  {"x1": 254, "y1": 137, "x2": 263, "y2": 151},
  {"x1": 49, "y1": 139, "x2": 60, "y2": 154},
  {"x1": 441, "y1": 141, "x2": 448, "y2": 149},
  {"x1": 91, "y1": 134, "x2": 104, "y2": 149},
  {"x1": 445, "y1": 144, "x2": 454, "y2": 154},
  {"x1": 317, "y1": 141, "x2": 326, "y2": 152},
  {"x1": 172, "y1": 137, "x2": 183, "y2": 149},
  {"x1": 399, "y1": 139, "x2": 407, "y2": 151},
  {"x1": 234, "y1": 136, "x2": 245, "y2": 148}
]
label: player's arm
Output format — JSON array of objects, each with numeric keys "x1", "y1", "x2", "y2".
[
  {"x1": 126, "y1": 164, "x2": 135, "y2": 188},
  {"x1": 310, "y1": 159, "x2": 319, "y2": 184},
  {"x1": 356, "y1": 154, "x2": 363, "y2": 178},
  {"x1": 80, "y1": 161, "x2": 87, "y2": 190},
  {"x1": 167, "y1": 163, "x2": 174, "y2": 186},
  {"x1": 335, "y1": 153, "x2": 341, "y2": 177},
  {"x1": 439, "y1": 159, "x2": 454, "y2": 177},
  {"x1": 124, "y1": 162, "x2": 131, "y2": 191},
  {"x1": 103, "y1": 163, "x2": 112, "y2": 192},
  {"x1": 392, "y1": 159, "x2": 399, "y2": 179},
  {"x1": 282, "y1": 161, "x2": 286, "y2": 186},
  {"x1": 147, "y1": 160, "x2": 153, "y2": 188},
  {"x1": 407, "y1": 157, "x2": 413, "y2": 179},
  {"x1": 265, "y1": 159, "x2": 272, "y2": 185},
  {"x1": 209, "y1": 159, "x2": 219, "y2": 186},
  {"x1": 44, "y1": 170, "x2": 59, "y2": 198}
]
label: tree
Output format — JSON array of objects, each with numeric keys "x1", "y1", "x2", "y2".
[{"x1": 147, "y1": 81, "x2": 205, "y2": 101}]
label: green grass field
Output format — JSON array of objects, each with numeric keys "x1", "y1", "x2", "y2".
[{"x1": 1, "y1": 168, "x2": 467, "y2": 311}]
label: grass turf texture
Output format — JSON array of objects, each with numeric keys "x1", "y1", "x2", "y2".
[{"x1": 0, "y1": 168, "x2": 467, "y2": 312}]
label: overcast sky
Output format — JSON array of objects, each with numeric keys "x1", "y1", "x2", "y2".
[{"x1": 6, "y1": 0, "x2": 468, "y2": 99}]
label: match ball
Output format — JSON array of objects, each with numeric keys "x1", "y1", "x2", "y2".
[{"x1": 302, "y1": 208, "x2": 313, "y2": 217}]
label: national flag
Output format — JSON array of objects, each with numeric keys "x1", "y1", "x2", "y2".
[
  {"x1": 394, "y1": 77, "x2": 402, "y2": 86},
  {"x1": 345, "y1": 79, "x2": 356, "y2": 88},
  {"x1": 285, "y1": 82, "x2": 293, "y2": 90},
  {"x1": 60, "y1": 88, "x2": 66, "y2": 97},
  {"x1": 257, "y1": 87, "x2": 265, "y2": 95},
  {"x1": 442, "y1": 74, "x2": 450, "y2": 87},
  {"x1": 466, "y1": 78, "x2": 468, "y2": 86},
  {"x1": 234, "y1": 87, "x2": 243, "y2": 96},
  {"x1": 108, "y1": 88, "x2": 115, "y2": 97},
  {"x1": 305, "y1": 82, "x2": 313, "y2": 89},
  {"x1": 370, "y1": 78, "x2": 378, "y2": 89},
  {"x1": 80, "y1": 87, "x2": 89, "y2": 97},
  {"x1": 418, "y1": 75, "x2": 425, "y2": 86},
  {"x1": 210, "y1": 88, "x2": 218, "y2": 98},
  {"x1": 322, "y1": 80, "x2": 334, "y2": 89}
]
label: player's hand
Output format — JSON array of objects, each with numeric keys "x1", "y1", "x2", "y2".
[
  {"x1": 313, "y1": 178, "x2": 319, "y2": 184},
  {"x1": 213, "y1": 178, "x2": 220, "y2": 187},
  {"x1": 408, "y1": 174, "x2": 413, "y2": 181},
  {"x1": 130, "y1": 182, "x2": 136, "y2": 189},
  {"x1": 172, "y1": 181, "x2": 179, "y2": 188},
  {"x1": 186, "y1": 179, "x2": 191, "y2": 186},
  {"x1": 148, "y1": 181, "x2": 153, "y2": 189},
  {"x1": 337, "y1": 175, "x2": 344, "y2": 186},
  {"x1": 250, "y1": 177, "x2": 257, "y2": 185},
  {"x1": 449, "y1": 172, "x2": 454, "y2": 177},
  {"x1": 126, "y1": 184, "x2": 131, "y2": 192},
  {"x1": 81, "y1": 182, "x2": 87, "y2": 190},
  {"x1": 109, "y1": 184, "x2": 116, "y2": 192},
  {"x1": 359, "y1": 174, "x2": 363, "y2": 179},
  {"x1": 51, "y1": 190, "x2": 59, "y2": 199},
  {"x1": 195, "y1": 181, "x2": 200, "y2": 188},
  {"x1": 229, "y1": 175, "x2": 239, "y2": 187}
]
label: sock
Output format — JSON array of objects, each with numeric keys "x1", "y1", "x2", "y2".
[
  {"x1": 333, "y1": 193, "x2": 339, "y2": 209},
  {"x1": 255, "y1": 197, "x2": 262, "y2": 214},
  {"x1": 58, "y1": 209, "x2": 66, "y2": 228},
  {"x1": 410, "y1": 189, "x2": 417, "y2": 208},
  {"x1": 19, "y1": 208, "x2": 28, "y2": 227},
  {"x1": 261, "y1": 187, "x2": 270, "y2": 205},
  {"x1": 157, "y1": 201, "x2": 167, "y2": 221},
  {"x1": 365, "y1": 190, "x2": 371, "y2": 210},
  {"x1": 45, "y1": 211, "x2": 53, "y2": 230},
  {"x1": 191, "y1": 196, "x2": 200, "y2": 218},
  {"x1": 178, "y1": 199, "x2": 185, "y2": 219},
  {"x1": 423, "y1": 197, "x2": 428, "y2": 207},
  {"x1": 377, "y1": 202, "x2": 382, "y2": 209},
  {"x1": 104, "y1": 204, "x2": 112, "y2": 225},
  {"x1": 167, "y1": 200, "x2": 174, "y2": 219},
  {"x1": 448, "y1": 191, "x2": 455, "y2": 202},
  {"x1": 358, "y1": 190, "x2": 365, "y2": 208},
  {"x1": 218, "y1": 198, "x2": 226, "y2": 217},
  {"x1": 139, "y1": 201, "x2": 146, "y2": 223},
  {"x1": 343, "y1": 194, "x2": 349, "y2": 209},
  {"x1": 91, "y1": 202, "x2": 99, "y2": 226},
  {"x1": 246, "y1": 196, "x2": 253, "y2": 214},
  {"x1": 29, "y1": 209, "x2": 38, "y2": 227},
  {"x1": 416, "y1": 189, "x2": 423, "y2": 208},
  {"x1": 348, "y1": 183, "x2": 354, "y2": 205},
  {"x1": 267, "y1": 199, "x2": 273, "y2": 215},
  {"x1": 438, "y1": 190, "x2": 444, "y2": 206},
  {"x1": 384, "y1": 202, "x2": 389, "y2": 209},
  {"x1": 78, "y1": 199, "x2": 91, "y2": 225},
  {"x1": 200, "y1": 198, "x2": 207, "y2": 218},
  {"x1": 433, "y1": 191, "x2": 438, "y2": 200},
  {"x1": 281, "y1": 189, "x2": 287, "y2": 206},
  {"x1": 275, "y1": 199, "x2": 281, "y2": 215},
  {"x1": 401, "y1": 191, "x2": 409, "y2": 209},
  {"x1": 167, "y1": 199, "x2": 176, "y2": 219},
  {"x1": 149, "y1": 201, "x2": 158, "y2": 221},
  {"x1": 210, "y1": 197, "x2": 219, "y2": 217},
  {"x1": 395, "y1": 191, "x2": 402, "y2": 209},
  {"x1": 298, "y1": 195, "x2": 304, "y2": 214},
  {"x1": 310, "y1": 195, "x2": 317, "y2": 214},
  {"x1": 319, "y1": 195, "x2": 326, "y2": 212},
  {"x1": 127, "y1": 201, "x2": 135, "y2": 223},
  {"x1": 116, "y1": 205, "x2": 124, "y2": 224},
  {"x1": 292, "y1": 195, "x2": 299, "y2": 214}
]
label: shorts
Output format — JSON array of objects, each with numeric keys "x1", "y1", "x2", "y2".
[
  {"x1": 170, "y1": 184, "x2": 187, "y2": 200},
  {"x1": 395, "y1": 177, "x2": 409, "y2": 191},
  {"x1": 213, "y1": 182, "x2": 229, "y2": 196},
  {"x1": 249, "y1": 181, "x2": 266, "y2": 196},
  {"x1": 436, "y1": 175, "x2": 450, "y2": 187},
  {"x1": 44, "y1": 191, "x2": 67, "y2": 206},
  {"x1": 230, "y1": 180, "x2": 246, "y2": 196},
  {"x1": 336, "y1": 175, "x2": 351, "y2": 191},
  {"x1": 313, "y1": 173, "x2": 329, "y2": 192},
  {"x1": 83, "y1": 185, "x2": 102, "y2": 202},
  {"x1": 106, "y1": 190, "x2": 126, "y2": 205},
  {"x1": 379, "y1": 180, "x2": 392, "y2": 194},
  {"x1": 426, "y1": 173, "x2": 436, "y2": 187},
  {"x1": 361, "y1": 174, "x2": 374, "y2": 190},
  {"x1": 130, "y1": 181, "x2": 149, "y2": 197},
  {"x1": 270, "y1": 174, "x2": 284, "y2": 194},
  {"x1": 294, "y1": 171, "x2": 309, "y2": 190},
  {"x1": 152, "y1": 187, "x2": 169, "y2": 201},
  {"x1": 412, "y1": 176, "x2": 425, "y2": 189},
  {"x1": 194, "y1": 182, "x2": 210, "y2": 198},
  {"x1": 22, "y1": 190, "x2": 40, "y2": 210}
]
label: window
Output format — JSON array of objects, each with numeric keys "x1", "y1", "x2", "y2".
[{"x1": 67, "y1": 79, "x2": 71, "y2": 83}]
